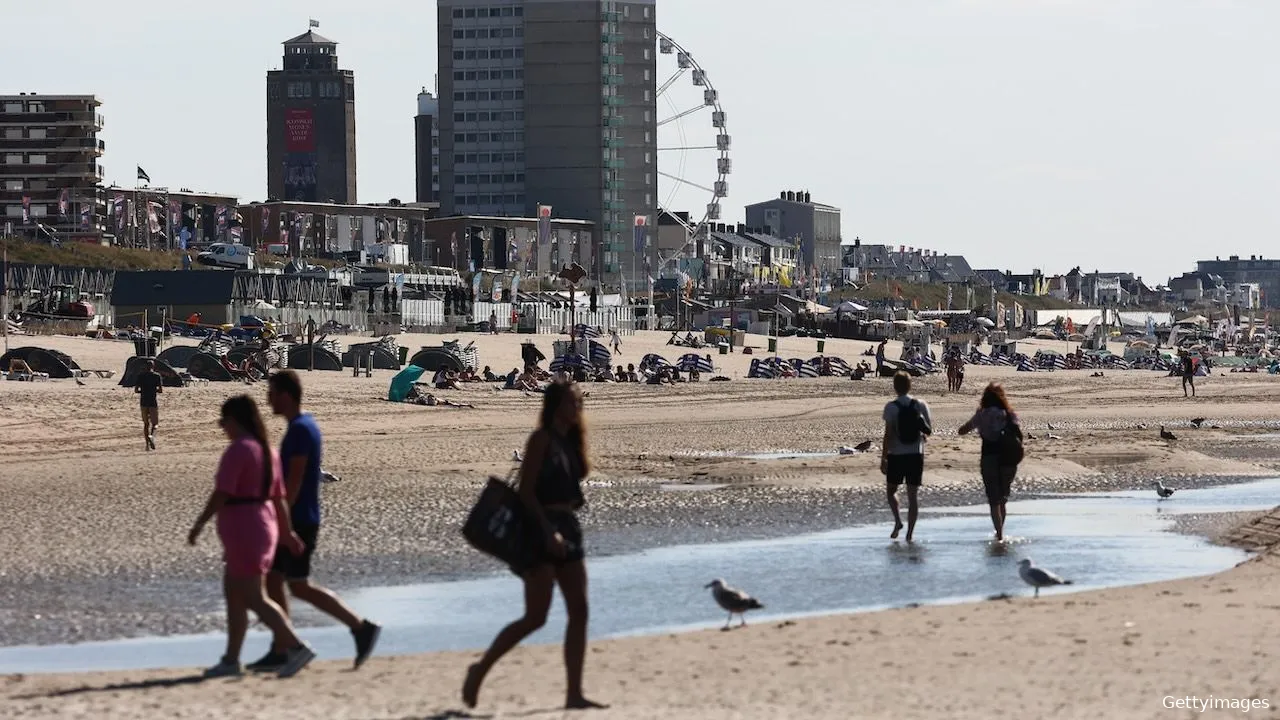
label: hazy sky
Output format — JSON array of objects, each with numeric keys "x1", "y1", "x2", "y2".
[{"x1": 5, "y1": 0, "x2": 1279, "y2": 283}]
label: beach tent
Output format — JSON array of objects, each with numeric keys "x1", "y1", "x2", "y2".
[
  {"x1": 0, "y1": 346, "x2": 80, "y2": 379},
  {"x1": 834, "y1": 300, "x2": 867, "y2": 313},
  {"x1": 388, "y1": 365, "x2": 427, "y2": 402}
]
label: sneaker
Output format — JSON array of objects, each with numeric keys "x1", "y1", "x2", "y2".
[
  {"x1": 246, "y1": 650, "x2": 287, "y2": 673},
  {"x1": 146, "y1": 435, "x2": 156, "y2": 450},
  {"x1": 203, "y1": 657, "x2": 243, "y2": 678},
  {"x1": 352, "y1": 620, "x2": 382, "y2": 669},
  {"x1": 277, "y1": 644, "x2": 316, "y2": 679}
]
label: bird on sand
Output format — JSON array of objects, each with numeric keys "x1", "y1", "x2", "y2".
[
  {"x1": 320, "y1": 470, "x2": 341, "y2": 483},
  {"x1": 1154, "y1": 480, "x2": 1175, "y2": 499},
  {"x1": 705, "y1": 579, "x2": 763, "y2": 629},
  {"x1": 1017, "y1": 558, "x2": 1073, "y2": 598},
  {"x1": 512, "y1": 449, "x2": 523, "y2": 462},
  {"x1": 75, "y1": 378, "x2": 86, "y2": 386},
  {"x1": 838, "y1": 441, "x2": 874, "y2": 455},
  {"x1": 1160, "y1": 426, "x2": 1177, "y2": 441},
  {"x1": 1190, "y1": 417, "x2": 1206, "y2": 428}
]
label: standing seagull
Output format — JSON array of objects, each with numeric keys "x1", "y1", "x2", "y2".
[
  {"x1": 1190, "y1": 417, "x2": 1206, "y2": 428},
  {"x1": 1154, "y1": 480, "x2": 1175, "y2": 499},
  {"x1": 705, "y1": 579, "x2": 763, "y2": 629},
  {"x1": 1017, "y1": 558, "x2": 1073, "y2": 598},
  {"x1": 1159, "y1": 426, "x2": 1177, "y2": 441}
]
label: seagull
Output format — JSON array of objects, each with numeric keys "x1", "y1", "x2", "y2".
[
  {"x1": 1160, "y1": 426, "x2": 1177, "y2": 441},
  {"x1": 512, "y1": 450, "x2": 523, "y2": 462},
  {"x1": 320, "y1": 470, "x2": 341, "y2": 483},
  {"x1": 1190, "y1": 417, "x2": 1206, "y2": 428},
  {"x1": 1018, "y1": 558, "x2": 1073, "y2": 598},
  {"x1": 1047, "y1": 422, "x2": 1057, "y2": 430},
  {"x1": 75, "y1": 378, "x2": 86, "y2": 386},
  {"x1": 838, "y1": 440, "x2": 874, "y2": 455},
  {"x1": 705, "y1": 579, "x2": 763, "y2": 629},
  {"x1": 1154, "y1": 480, "x2": 1175, "y2": 499}
]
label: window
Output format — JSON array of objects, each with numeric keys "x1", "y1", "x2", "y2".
[
  {"x1": 2, "y1": 102, "x2": 21, "y2": 113},
  {"x1": 645, "y1": 172, "x2": 652, "y2": 185},
  {"x1": 453, "y1": 8, "x2": 463, "y2": 17},
  {"x1": 643, "y1": 48, "x2": 651, "y2": 60},
  {"x1": 464, "y1": 8, "x2": 476, "y2": 17},
  {"x1": 643, "y1": 90, "x2": 650, "y2": 101},
  {"x1": 29, "y1": 154, "x2": 45, "y2": 165},
  {"x1": 454, "y1": 71, "x2": 464, "y2": 80},
  {"x1": 513, "y1": 6, "x2": 522, "y2": 15},
  {"x1": 464, "y1": 29, "x2": 476, "y2": 38},
  {"x1": 4, "y1": 206, "x2": 22, "y2": 218},
  {"x1": 454, "y1": 153, "x2": 466, "y2": 163},
  {"x1": 477, "y1": 29, "x2": 488, "y2": 38},
  {"x1": 453, "y1": 29, "x2": 464, "y2": 39},
  {"x1": 453, "y1": 91, "x2": 465, "y2": 101},
  {"x1": 3, "y1": 180, "x2": 21, "y2": 190},
  {"x1": 2, "y1": 128, "x2": 18, "y2": 139},
  {"x1": 28, "y1": 102, "x2": 43, "y2": 113},
  {"x1": 643, "y1": 27, "x2": 651, "y2": 39},
  {"x1": 644, "y1": 152, "x2": 651, "y2": 164},
  {"x1": 453, "y1": 51, "x2": 464, "y2": 60},
  {"x1": 454, "y1": 133, "x2": 466, "y2": 142},
  {"x1": 623, "y1": 5, "x2": 629, "y2": 16},
  {"x1": 502, "y1": 6, "x2": 513, "y2": 16},
  {"x1": 454, "y1": 112, "x2": 465, "y2": 121},
  {"x1": 467, "y1": 71, "x2": 478, "y2": 80},
  {"x1": 644, "y1": 69, "x2": 650, "y2": 81}
]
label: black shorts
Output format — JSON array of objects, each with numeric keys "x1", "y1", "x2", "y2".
[
  {"x1": 980, "y1": 454, "x2": 1016, "y2": 505},
  {"x1": 272, "y1": 523, "x2": 319, "y2": 581},
  {"x1": 508, "y1": 509, "x2": 585, "y2": 577},
  {"x1": 886, "y1": 454, "x2": 924, "y2": 488}
]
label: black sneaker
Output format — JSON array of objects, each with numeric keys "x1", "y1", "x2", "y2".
[
  {"x1": 352, "y1": 620, "x2": 381, "y2": 669},
  {"x1": 245, "y1": 650, "x2": 287, "y2": 673}
]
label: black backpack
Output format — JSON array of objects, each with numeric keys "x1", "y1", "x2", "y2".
[{"x1": 896, "y1": 399, "x2": 932, "y2": 444}]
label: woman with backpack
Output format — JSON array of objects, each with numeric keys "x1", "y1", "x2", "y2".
[{"x1": 958, "y1": 383, "x2": 1023, "y2": 542}]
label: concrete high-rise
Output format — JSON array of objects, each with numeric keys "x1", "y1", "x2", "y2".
[
  {"x1": 266, "y1": 27, "x2": 357, "y2": 204},
  {"x1": 0, "y1": 94, "x2": 105, "y2": 241},
  {"x1": 415, "y1": 89, "x2": 441, "y2": 204},
  {"x1": 437, "y1": 0, "x2": 657, "y2": 281}
]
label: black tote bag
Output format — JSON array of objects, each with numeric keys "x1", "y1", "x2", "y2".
[{"x1": 462, "y1": 475, "x2": 534, "y2": 567}]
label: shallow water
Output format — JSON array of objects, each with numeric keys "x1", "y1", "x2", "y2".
[{"x1": 0, "y1": 479, "x2": 1273, "y2": 674}]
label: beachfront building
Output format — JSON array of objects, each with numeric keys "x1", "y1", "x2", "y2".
[
  {"x1": 266, "y1": 26, "x2": 358, "y2": 204},
  {"x1": 743, "y1": 230, "x2": 798, "y2": 287},
  {"x1": 111, "y1": 269, "x2": 358, "y2": 330},
  {"x1": 745, "y1": 190, "x2": 841, "y2": 274},
  {"x1": 242, "y1": 200, "x2": 440, "y2": 263},
  {"x1": 0, "y1": 93, "x2": 106, "y2": 243},
  {"x1": 415, "y1": 89, "x2": 441, "y2": 204},
  {"x1": 421, "y1": 214, "x2": 595, "y2": 280},
  {"x1": 436, "y1": 0, "x2": 658, "y2": 284},
  {"x1": 1196, "y1": 255, "x2": 1280, "y2": 308},
  {"x1": 102, "y1": 186, "x2": 239, "y2": 250},
  {"x1": 706, "y1": 225, "x2": 762, "y2": 294}
]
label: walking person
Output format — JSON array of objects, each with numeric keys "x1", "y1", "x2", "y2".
[
  {"x1": 1180, "y1": 351, "x2": 1197, "y2": 398},
  {"x1": 135, "y1": 359, "x2": 163, "y2": 450},
  {"x1": 958, "y1": 383, "x2": 1022, "y2": 542},
  {"x1": 187, "y1": 395, "x2": 316, "y2": 678},
  {"x1": 609, "y1": 328, "x2": 622, "y2": 355},
  {"x1": 462, "y1": 382, "x2": 606, "y2": 711},
  {"x1": 880, "y1": 371, "x2": 932, "y2": 542},
  {"x1": 248, "y1": 370, "x2": 381, "y2": 672}
]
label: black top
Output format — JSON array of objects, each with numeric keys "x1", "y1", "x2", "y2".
[
  {"x1": 534, "y1": 432, "x2": 585, "y2": 509},
  {"x1": 137, "y1": 372, "x2": 162, "y2": 407}
]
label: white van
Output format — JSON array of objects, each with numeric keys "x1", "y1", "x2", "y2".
[{"x1": 197, "y1": 243, "x2": 256, "y2": 270}]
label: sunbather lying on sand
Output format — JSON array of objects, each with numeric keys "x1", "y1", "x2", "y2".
[{"x1": 417, "y1": 393, "x2": 475, "y2": 409}]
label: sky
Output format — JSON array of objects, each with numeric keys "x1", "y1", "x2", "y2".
[{"x1": 5, "y1": 0, "x2": 1280, "y2": 284}]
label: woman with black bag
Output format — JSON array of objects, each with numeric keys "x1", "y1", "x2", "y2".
[
  {"x1": 462, "y1": 381, "x2": 605, "y2": 711},
  {"x1": 958, "y1": 383, "x2": 1023, "y2": 542}
]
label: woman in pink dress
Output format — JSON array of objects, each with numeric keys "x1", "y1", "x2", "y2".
[{"x1": 188, "y1": 394, "x2": 316, "y2": 678}]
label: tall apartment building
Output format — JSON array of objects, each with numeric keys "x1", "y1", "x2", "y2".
[
  {"x1": 744, "y1": 190, "x2": 842, "y2": 274},
  {"x1": 266, "y1": 28, "x2": 358, "y2": 204},
  {"x1": 437, "y1": 0, "x2": 657, "y2": 281},
  {"x1": 0, "y1": 94, "x2": 105, "y2": 241},
  {"x1": 415, "y1": 89, "x2": 441, "y2": 204}
]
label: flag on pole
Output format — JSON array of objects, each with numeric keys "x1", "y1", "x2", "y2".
[
  {"x1": 58, "y1": 189, "x2": 69, "y2": 218},
  {"x1": 136, "y1": 166, "x2": 151, "y2": 183},
  {"x1": 537, "y1": 205, "x2": 552, "y2": 245},
  {"x1": 632, "y1": 214, "x2": 648, "y2": 253},
  {"x1": 309, "y1": 18, "x2": 320, "y2": 28}
]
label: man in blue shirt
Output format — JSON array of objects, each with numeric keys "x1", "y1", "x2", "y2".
[{"x1": 249, "y1": 370, "x2": 380, "y2": 672}]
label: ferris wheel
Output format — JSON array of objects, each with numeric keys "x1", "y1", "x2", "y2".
[{"x1": 656, "y1": 31, "x2": 730, "y2": 249}]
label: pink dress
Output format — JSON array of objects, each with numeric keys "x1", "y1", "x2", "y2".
[{"x1": 214, "y1": 437, "x2": 285, "y2": 578}]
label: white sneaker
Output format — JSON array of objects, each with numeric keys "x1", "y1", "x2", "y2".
[
  {"x1": 203, "y1": 657, "x2": 243, "y2": 678},
  {"x1": 277, "y1": 644, "x2": 316, "y2": 678}
]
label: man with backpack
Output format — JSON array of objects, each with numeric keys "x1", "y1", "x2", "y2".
[{"x1": 881, "y1": 371, "x2": 933, "y2": 542}]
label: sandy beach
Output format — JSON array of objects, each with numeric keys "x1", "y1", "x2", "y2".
[{"x1": 2, "y1": 329, "x2": 1280, "y2": 717}]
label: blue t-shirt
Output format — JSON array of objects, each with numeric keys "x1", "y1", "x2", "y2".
[{"x1": 281, "y1": 413, "x2": 323, "y2": 526}]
